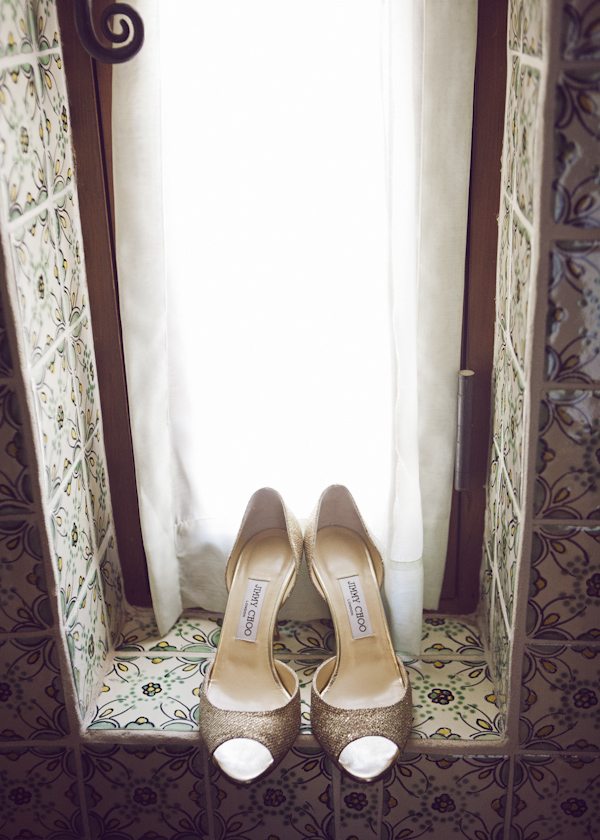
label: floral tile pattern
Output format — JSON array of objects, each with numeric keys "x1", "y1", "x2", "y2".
[
  {"x1": 421, "y1": 615, "x2": 483, "y2": 658},
  {"x1": 547, "y1": 240, "x2": 600, "y2": 384},
  {"x1": 50, "y1": 459, "x2": 92, "y2": 619},
  {"x1": 510, "y1": 214, "x2": 532, "y2": 367},
  {"x1": 490, "y1": 582, "x2": 510, "y2": 716},
  {"x1": 522, "y1": 0, "x2": 543, "y2": 56},
  {"x1": 85, "y1": 435, "x2": 111, "y2": 549},
  {"x1": 10, "y1": 209, "x2": 63, "y2": 363},
  {"x1": 516, "y1": 64, "x2": 540, "y2": 223},
  {"x1": 115, "y1": 608, "x2": 220, "y2": 656},
  {"x1": 563, "y1": 0, "x2": 600, "y2": 60},
  {"x1": 483, "y1": 441, "x2": 500, "y2": 568},
  {"x1": 480, "y1": 548, "x2": 495, "y2": 654},
  {"x1": 338, "y1": 769, "x2": 381, "y2": 838},
  {"x1": 99, "y1": 531, "x2": 126, "y2": 646},
  {"x1": 503, "y1": 56, "x2": 519, "y2": 197},
  {"x1": 381, "y1": 753, "x2": 509, "y2": 839},
  {"x1": 82, "y1": 744, "x2": 210, "y2": 840},
  {"x1": 33, "y1": 0, "x2": 59, "y2": 52},
  {"x1": 37, "y1": 50, "x2": 73, "y2": 194},
  {"x1": 513, "y1": 754, "x2": 600, "y2": 839},
  {"x1": 520, "y1": 642, "x2": 600, "y2": 750},
  {"x1": 492, "y1": 325, "x2": 506, "y2": 455},
  {"x1": 497, "y1": 197, "x2": 511, "y2": 328},
  {"x1": 0, "y1": 2, "x2": 34, "y2": 58},
  {"x1": 528, "y1": 525, "x2": 600, "y2": 642},
  {"x1": 534, "y1": 389, "x2": 600, "y2": 519},
  {"x1": 55, "y1": 190, "x2": 86, "y2": 326},
  {"x1": 0, "y1": 747, "x2": 80, "y2": 839},
  {"x1": 554, "y1": 69, "x2": 600, "y2": 227},
  {"x1": 0, "y1": 383, "x2": 32, "y2": 516},
  {"x1": 66, "y1": 569, "x2": 110, "y2": 720},
  {"x1": 0, "y1": 635, "x2": 69, "y2": 740},
  {"x1": 72, "y1": 314, "x2": 99, "y2": 442},
  {"x1": 509, "y1": 0, "x2": 522, "y2": 51},
  {"x1": 496, "y1": 468, "x2": 519, "y2": 625},
  {"x1": 0, "y1": 61, "x2": 47, "y2": 221},
  {"x1": 0, "y1": 518, "x2": 52, "y2": 632},
  {"x1": 503, "y1": 348, "x2": 525, "y2": 505}
]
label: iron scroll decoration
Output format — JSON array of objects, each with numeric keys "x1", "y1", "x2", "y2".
[{"x1": 72, "y1": 0, "x2": 144, "y2": 63}]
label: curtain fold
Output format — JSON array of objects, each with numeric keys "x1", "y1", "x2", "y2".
[{"x1": 112, "y1": 0, "x2": 477, "y2": 655}]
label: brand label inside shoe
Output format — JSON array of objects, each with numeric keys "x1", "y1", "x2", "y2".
[
  {"x1": 338, "y1": 575, "x2": 373, "y2": 639},
  {"x1": 235, "y1": 578, "x2": 269, "y2": 642}
]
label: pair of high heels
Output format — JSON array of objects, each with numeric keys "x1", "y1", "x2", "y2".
[{"x1": 199, "y1": 485, "x2": 412, "y2": 785}]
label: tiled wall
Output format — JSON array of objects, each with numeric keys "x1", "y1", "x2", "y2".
[{"x1": 0, "y1": 0, "x2": 599, "y2": 838}]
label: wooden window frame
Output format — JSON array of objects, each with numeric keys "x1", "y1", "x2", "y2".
[{"x1": 58, "y1": 0, "x2": 507, "y2": 612}]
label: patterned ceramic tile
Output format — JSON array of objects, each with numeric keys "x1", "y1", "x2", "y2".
[
  {"x1": 520, "y1": 642, "x2": 600, "y2": 750},
  {"x1": 513, "y1": 754, "x2": 600, "y2": 839},
  {"x1": 87, "y1": 653, "x2": 207, "y2": 731},
  {"x1": 66, "y1": 568, "x2": 110, "y2": 720},
  {"x1": 0, "y1": 383, "x2": 33, "y2": 516},
  {"x1": 563, "y1": 0, "x2": 600, "y2": 60},
  {"x1": 0, "y1": 2, "x2": 34, "y2": 59},
  {"x1": 50, "y1": 458, "x2": 92, "y2": 619},
  {"x1": 483, "y1": 441, "x2": 500, "y2": 570},
  {"x1": 528, "y1": 525, "x2": 600, "y2": 642},
  {"x1": 0, "y1": 61, "x2": 47, "y2": 221},
  {"x1": 503, "y1": 348, "x2": 525, "y2": 505},
  {"x1": 381, "y1": 753, "x2": 509, "y2": 839},
  {"x1": 0, "y1": 517, "x2": 52, "y2": 632},
  {"x1": 534, "y1": 389, "x2": 600, "y2": 519},
  {"x1": 115, "y1": 608, "x2": 220, "y2": 656},
  {"x1": 85, "y1": 435, "x2": 112, "y2": 550},
  {"x1": 55, "y1": 190, "x2": 87, "y2": 326},
  {"x1": 99, "y1": 531, "x2": 126, "y2": 646},
  {"x1": 210, "y1": 743, "x2": 333, "y2": 840},
  {"x1": 510, "y1": 214, "x2": 532, "y2": 367},
  {"x1": 10, "y1": 209, "x2": 63, "y2": 364},
  {"x1": 72, "y1": 313, "x2": 99, "y2": 441},
  {"x1": 0, "y1": 294, "x2": 14, "y2": 376},
  {"x1": 38, "y1": 50, "x2": 73, "y2": 194},
  {"x1": 554, "y1": 69, "x2": 600, "y2": 228},
  {"x1": 522, "y1": 0, "x2": 543, "y2": 56},
  {"x1": 547, "y1": 240, "x2": 600, "y2": 383},
  {"x1": 503, "y1": 56, "x2": 519, "y2": 198},
  {"x1": 496, "y1": 468, "x2": 519, "y2": 626},
  {"x1": 406, "y1": 658, "x2": 502, "y2": 741},
  {"x1": 0, "y1": 635, "x2": 69, "y2": 740},
  {"x1": 273, "y1": 617, "x2": 336, "y2": 657},
  {"x1": 32, "y1": 339, "x2": 81, "y2": 497},
  {"x1": 492, "y1": 323, "x2": 506, "y2": 455},
  {"x1": 516, "y1": 64, "x2": 540, "y2": 223},
  {"x1": 489, "y1": 581, "x2": 510, "y2": 716},
  {"x1": 0, "y1": 747, "x2": 80, "y2": 839},
  {"x1": 82, "y1": 744, "x2": 210, "y2": 840},
  {"x1": 497, "y1": 197, "x2": 511, "y2": 328},
  {"x1": 509, "y1": 0, "x2": 522, "y2": 50},
  {"x1": 421, "y1": 615, "x2": 483, "y2": 658},
  {"x1": 480, "y1": 548, "x2": 494, "y2": 654},
  {"x1": 32, "y1": 0, "x2": 60, "y2": 52},
  {"x1": 338, "y1": 770, "x2": 381, "y2": 839}
]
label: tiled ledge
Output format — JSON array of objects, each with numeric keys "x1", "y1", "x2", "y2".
[{"x1": 83, "y1": 609, "x2": 506, "y2": 749}]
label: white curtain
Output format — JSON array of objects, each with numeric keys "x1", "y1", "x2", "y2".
[{"x1": 112, "y1": 0, "x2": 477, "y2": 655}]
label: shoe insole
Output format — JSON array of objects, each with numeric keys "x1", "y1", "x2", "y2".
[
  {"x1": 312, "y1": 526, "x2": 406, "y2": 709},
  {"x1": 207, "y1": 529, "x2": 295, "y2": 712}
]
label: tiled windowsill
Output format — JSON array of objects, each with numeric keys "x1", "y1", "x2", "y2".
[{"x1": 82, "y1": 610, "x2": 506, "y2": 751}]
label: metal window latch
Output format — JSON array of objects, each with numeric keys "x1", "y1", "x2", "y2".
[
  {"x1": 454, "y1": 370, "x2": 474, "y2": 492},
  {"x1": 71, "y1": 0, "x2": 144, "y2": 64}
]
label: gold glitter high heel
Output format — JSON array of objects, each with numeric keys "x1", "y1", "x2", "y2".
[
  {"x1": 304, "y1": 485, "x2": 412, "y2": 783},
  {"x1": 199, "y1": 488, "x2": 303, "y2": 784}
]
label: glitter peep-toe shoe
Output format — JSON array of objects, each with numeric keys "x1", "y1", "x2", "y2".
[
  {"x1": 304, "y1": 485, "x2": 412, "y2": 783},
  {"x1": 199, "y1": 488, "x2": 303, "y2": 784}
]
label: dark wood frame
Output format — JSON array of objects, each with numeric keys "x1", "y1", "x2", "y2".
[{"x1": 58, "y1": 0, "x2": 507, "y2": 612}]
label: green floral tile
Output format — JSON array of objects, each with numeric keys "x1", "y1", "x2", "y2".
[
  {"x1": 88, "y1": 654, "x2": 208, "y2": 731},
  {"x1": 0, "y1": 635, "x2": 69, "y2": 740},
  {"x1": 497, "y1": 197, "x2": 511, "y2": 328},
  {"x1": 50, "y1": 458, "x2": 92, "y2": 619},
  {"x1": 274, "y1": 617, "x2": 335, "y2": 657},
  {"x1": 520, "y1": 642, "x2": 600, "y2": 750},
  {"x1": 115, "y1": 608, "x2": 220, "y2": 655},
  {"x1": 522, "y1": 0, "x2": 543, "y2": 56},
  {"x1": 66, "y1": 569, "x2": 110, "y2": 720},
  {"x1": 483, "y1": 440, "x2": 500, "y2": 566},
  {"x1": 554, "y1": 69, "x2": 600, "y2": 227},
  {"x1": 31, "y1": 339, "x2": 81, "y2": 497},
  {"x1": 496, "y1": 468, "x2": 519, "y2": 625},
  {"x1": 0, "y1": 62, "x2": 47, "y2": 220},
  {"x1": 10, "y1": 209, "x2": 63, "y2": 364},
  {"x1": 503, "y1": 56, "x2": 519, "y2": 197},
  {"x1": 0, "y1": 383, "x2": 32, "y2": 516},
  {"x1": 406, "y1": 658, "x2": 502, "y2": 741},
  {"x1": 503, "y1": 350, "x2": 525, "y2": 506},
  {"x1": 55, "y1": 190, "x2": 87, "y2": 326},
  {"x1": 509, "y1": 0, "x2": 522, "y2": 50},
  {"x1": 211, "y1": 743, "x2": 333, "y2": 840},
  {"x1": 381, "y1": 753, "x2": 509, "y2": 839},
  {"x1": 99, "y1": 531, "x2": 126, "y2": 646},
  {"x1": 510, "y1": 214, "x2": 532, "y2": 368},
  {"x1": 547, "y1": 241, "x2": 600, "y2": 384},
  {"x1": 32, "y1": 0, "x2": 59, "y2": 51},
  {"x1": 85, "y1": 435, "x2": 111, "y2": 550},
  {"x1": 0, "y1": 747, "x2": 80, "y2": 839},
  {"x1": 535, "y1": 389, "x2": 600, "y2": 519},
  {"x1": 563, "y1": 0, "x2": 600, "y2": 60},
  {"x1": 0, "y1": 518, "x2": 52, "y2": 632},
  {"x1": 0, "y1": 2, "x2": 34, "y2": 58},
  {"x1": 516, "y1": 64, "x2": 540, "y2": 223},
  {"x1": 82, "y1": 744, "x2": 210, "y2": 839},
  {"x1": 528, "y1": 525, "x2": 600, "y2": 642},
  {"x1": 480, "y1": 548, "x2": 494, "y2": 654},
  {"x1": 421, "y1": 616, "x2": 483, "y2": 658},
  {"x1": 72, "y1": 313, "x2": 99, "y2": 441},
  {"x1": 490, "y1": 582, "x2": 510, "y2": 716},
  {"x1": 38, "y1": 51, "x2": 73, "y2": 194},
  {"x1": 492, "y1": 323, "x2": 506, "y2": 456},
  {"x1": 513, "y1": 754, "x2": 600, "y2": 838}
]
